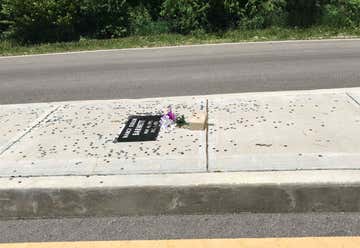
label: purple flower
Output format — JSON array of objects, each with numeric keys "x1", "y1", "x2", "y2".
[{"x1": 166, "y1": 109, "x2": 176, "y2": 121}]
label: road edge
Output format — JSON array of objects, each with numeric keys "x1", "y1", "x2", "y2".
[{"x1": 1, "y1": 38, "x2": 360, "y2": 59}]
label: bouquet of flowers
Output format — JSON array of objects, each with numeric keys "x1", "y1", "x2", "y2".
[{"x1": 160, "y1": 106, "x2": 188, "y2": 130}]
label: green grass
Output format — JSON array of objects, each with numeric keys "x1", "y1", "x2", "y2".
[{"x1": 1, "y1": 26, "x2": 360, "y2": 56}]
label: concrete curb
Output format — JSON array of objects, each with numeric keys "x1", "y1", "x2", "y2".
[{"x1": 1, "y1": 170, "x2": 360, "y2": 219}]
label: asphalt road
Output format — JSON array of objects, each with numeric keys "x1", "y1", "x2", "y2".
[
  {"x1": 1, "y1": 213, "x2": 360, "y2": 243},
  {"x1": 1, "y1": 39, "x2": 360, "y2": 105}
]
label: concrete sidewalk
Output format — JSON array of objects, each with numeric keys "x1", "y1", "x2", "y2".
[{"x1": 1, "y1": 88, "x2": 360, "y2": 219}]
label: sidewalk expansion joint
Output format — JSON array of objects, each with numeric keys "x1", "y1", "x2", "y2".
[
  {"x1": 0, "y1": 105, "x2": 61, "y2": 156},
  {"x1": 346, "y1": 92, "x2": 360, "y2": 106},
  {"x1": 206, "y1": 98, "x2": 209, "y2": 172}
]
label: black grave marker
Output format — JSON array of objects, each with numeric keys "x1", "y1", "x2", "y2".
[{"x1": 116, "y1": 115, "x2": 162, "y2": 142}]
